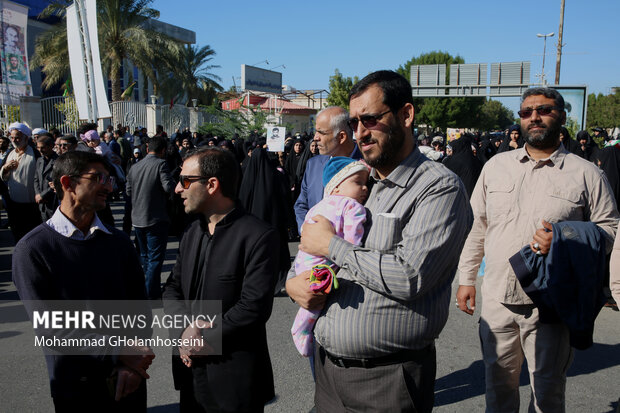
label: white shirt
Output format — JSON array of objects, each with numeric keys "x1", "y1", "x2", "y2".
[{"x1": 46, "y1": 208, "x2": 111, "y2": 240}]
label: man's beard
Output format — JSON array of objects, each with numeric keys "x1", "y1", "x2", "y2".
[
  {"x1": 522, "y1": 121, "x2": 561, "y2": 150},
  {"x1": 361, "y1": 123, "x2": 406, "y2": 170}
]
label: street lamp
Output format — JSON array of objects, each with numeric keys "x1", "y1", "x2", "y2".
[
  {"x1": 252, "y1": 59, "x2": 269, "y2": 67},
  {"x1": 537, "y1": 32, "x2": 555, "y2": 85}
]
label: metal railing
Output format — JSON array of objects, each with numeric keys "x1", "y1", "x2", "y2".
[
  {"x1": 41, "y1": 96, "x2": 80, "y2": 135},
  {"x1": 161, "y1": 104, "x2": 190, "y2": 136},
  {"x1": 110, "y1": 101, "x2": 147, "y2": 133}
]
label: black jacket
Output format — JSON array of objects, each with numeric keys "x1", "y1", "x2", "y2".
[
  {"x1": 162, "y1": 206, "x2": 279, "y2": 411},
  {"x1": 34, "y1": 153, "x2": 58, "y2": 219}
]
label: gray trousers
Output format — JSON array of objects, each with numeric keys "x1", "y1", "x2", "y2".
[{"x1": 314, "y1": 345, "x2": 436, "y2": 413}]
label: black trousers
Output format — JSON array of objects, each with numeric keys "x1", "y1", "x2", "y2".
[
  {"x1": 314, "y1": 344, "x2": 437, "y2": 413},
  {"x1": 53, "y1": 379, "x2": 146, "y2": 413},
  {"x1": 6, "y1": 200, "x2": 41, "y2": 242}
]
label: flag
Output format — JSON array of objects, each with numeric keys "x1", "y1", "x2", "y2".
[
  {"x1": 121, "y1": 81, "x2": 136, "y2": 101},
  {"x1": 62, "y1": 77, "x2": 72, "y2": 97}
]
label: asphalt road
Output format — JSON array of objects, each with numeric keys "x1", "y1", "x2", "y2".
[{"x1": 0, "y1": 205, "x2": 618, "y2": 412}]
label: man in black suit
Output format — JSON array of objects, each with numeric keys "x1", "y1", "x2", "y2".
[
  {"x1": 163, "y1": 147, "x2": 279, "y2": 413},
  {"x1": 34, "y1": 133, "x2": 58, "y2": 220}
]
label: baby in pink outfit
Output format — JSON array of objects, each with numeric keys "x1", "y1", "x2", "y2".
[{"x1": 291, "y1": 157, "x2": 369, "y2": 356}]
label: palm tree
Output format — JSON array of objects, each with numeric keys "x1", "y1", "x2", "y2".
[
  {"x1": 31, "y1": 0, "x2": 181, "y2": 101},
  {"x1": 156, "y1": 44, "x2": 223, "y2": 106}
]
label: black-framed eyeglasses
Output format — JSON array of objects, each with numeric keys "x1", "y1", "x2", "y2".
[
  {"x1": 72, "y1": 172, "x2": 115, "y2": 186},
  {"x1": 58, "y1": 143, "x2": 72, "y2": 147},
  {"x1": 179, "y1": 175, "x2": 208, "y2": 189},
  {"x1": 517, "y1": 105, "x2": 562, "y2": 119},
  {"x1": 347, "y1": 110, "x2": 392, "y2": 131}
]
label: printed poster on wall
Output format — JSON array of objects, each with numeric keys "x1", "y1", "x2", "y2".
[
  {"x1": 267, "y1": 126, "x2": 285, "y2": 152},
  {"x1": 0, "y1": 1, "x2": 32, "y2": 102}
]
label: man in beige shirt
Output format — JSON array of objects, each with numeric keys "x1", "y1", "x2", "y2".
[{"x1": 456, "y1": 87, "x2": 618, "y2": 413}]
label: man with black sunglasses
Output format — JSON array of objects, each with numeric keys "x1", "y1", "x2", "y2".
[
  {"x1": 290, "y1": 70, "x2": 473, "y2": 413},
  {"x1": 163, "y1": 147, "x2": 279, "y2": 412},
  {"x1": 457, "y1": 87, "x2": 618, "y2": 412}
]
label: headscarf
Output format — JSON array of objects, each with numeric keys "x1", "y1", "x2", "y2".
[
  {"x1": 477, "y1": 133, "x2": 497, "y2": 164},
  {"x1": 572, "y1": 130, "x2": 596, "y2": 161},
  {"x1": 595, "y1": 146, "x2": 620, "y2": 208},
  {"x1": 238, "y1": 147, "x2": 294, "y2": 277},
  {"x1": 443, "y1": 135, "x2": 483, "y2": 198},
  {"x1": 559, "y1": 127, "x2": 578, "y2": 153},
  {"x1": 497, "y1": 125, "x2": 525, "y2": 153},
  {"x1": 285, "y1": 139, "x2": 305, "y2": 190}
]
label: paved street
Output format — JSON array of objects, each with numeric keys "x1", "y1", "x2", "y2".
[{"x1": 0, "y1": 204, "x2": 618, "y2": 412}]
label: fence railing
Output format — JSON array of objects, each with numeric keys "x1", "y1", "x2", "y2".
[
  {"x1": 40, "y1": 98, "x2": 221, "y2": 137},
  {"x1": 110, "y1": 101, "x2": 147, "y2": 133},
  {"x1": 41, "y1": 96, "x2": 80, "y2": 135},
  {"x1": 161, "y1": 104, "x2": 190, "y2": 136}
]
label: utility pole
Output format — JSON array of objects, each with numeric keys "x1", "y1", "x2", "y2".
[{"x1": 555, "y1": 0, "x2": 565, "y2": 85}]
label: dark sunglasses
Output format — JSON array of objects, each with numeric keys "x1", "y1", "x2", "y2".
[
  {"x1": 179, "y1": 175, "x2": 207, "y2": 189},
  {"x1": 347, "y1": 110, "x2": 391, "y2": 131},
  {"x1": 517, "y1": 105, "x2": 562, "y2": 119}
]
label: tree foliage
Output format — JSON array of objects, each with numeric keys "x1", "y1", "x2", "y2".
[
  {"x1": 586, "y1": 91, "x2": 620, "y2": 130},
  {"x1": 326, "y1": 69, "x2": 358, "y2": 110},
  {"x1": 198, "y1": 104, "x2": 267, "y2": 138},
  {"x1": 157, "y1": 44, "x2": 222, "y2": 106},
  {"x1": 396, "y1": 50, "x2": 465, "y2": 79},
  {"x1": 32, "y1": 0, "x2": 182, "y2": 101},
  {"x1": 477, "y1": 99, "x2": 515, "y2": 131}
]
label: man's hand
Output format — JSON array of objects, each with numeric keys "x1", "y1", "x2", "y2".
[
  {"x1": 299, "y1": 215, "x2": 335, "y2": 257},
  {"x1": 456, "y1": 285, "x2": 476, "y2": 315},
  {"x1": 178, "y1": 322, "x2": 215, "y2": 367},
  {"x1": 531, "y1": 220, "x2": 553, "y2": 255},
  {"x1": 114, "y1": 366, "x2": 143, "y2": 401},
  {"x1": 179, "y1": 346, "x2": 193, "y2": 368},
  {"x1": 286, "y1": 271, "x2": 327, "y2": 311},
  {"x1": 118, "y1": 346, "x2": 155, "y2": 379},
  {"x1": 34, "y1": 194, "x2": 42, "y2": 204},
  {"x1": 4, "y1": 159, "x2": 18, "y2": 173}
]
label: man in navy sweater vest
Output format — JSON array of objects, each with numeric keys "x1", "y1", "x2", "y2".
[{"x1": 13, "y1": 151, "x2": 154, "y2": 412}]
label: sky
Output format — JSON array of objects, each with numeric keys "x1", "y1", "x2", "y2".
[{"x1": 151, "y1": 0, "x2": 619, "y2": 115}]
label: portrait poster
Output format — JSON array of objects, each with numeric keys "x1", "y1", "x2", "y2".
[
  {"x1": 267, "y1": 126, "x2": 285, "y2": 152},
  {"x1": 0, "y1": 1, "x2": 32, "y2": 102},
  {"x1": 550, "y1": 86, "x2": 587, "y2": 131},
  {"x1": 447, "y1": 128, "x2": 464, "y2": 142}
]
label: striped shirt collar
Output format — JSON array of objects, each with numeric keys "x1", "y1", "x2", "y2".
[
  {"x1": 369, "y1": 147, "x2": 421, "y2": 188},
  {"x1": 46, "y1": 208, "x2": 112, "y2": 240}
]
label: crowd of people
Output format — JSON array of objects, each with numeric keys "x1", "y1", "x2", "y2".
[{"x1": 5, "y1": 69, "x2": 620, "y2": 413}]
